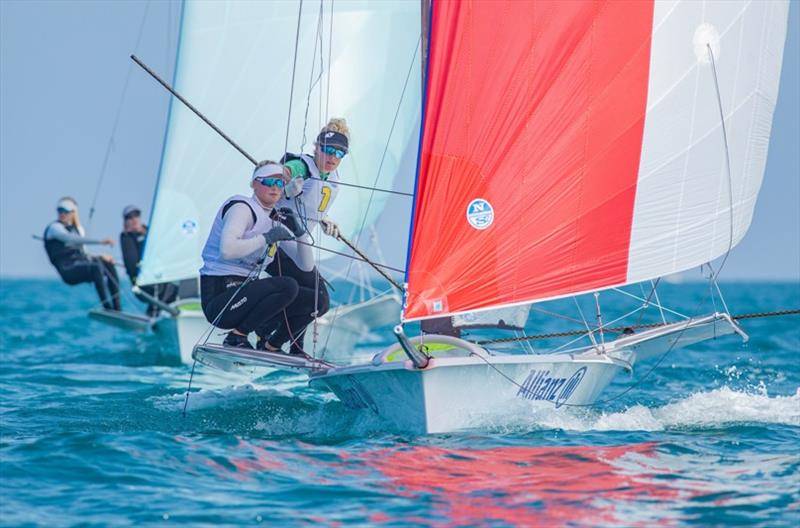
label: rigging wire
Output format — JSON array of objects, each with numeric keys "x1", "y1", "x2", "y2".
[
  {"x1": 304, "y1": 176, "x2": 413, "y2": 197},
  {"x1": 309, "y1": 0, "x2": 327, "y2": 357},
  {"x1": 299, "y1": 0, "x2": 326, "y2": 152},
  {"x1": 473, "y1": 308, "x2": 800, "y2": 345},
  {"x1": 87, "y1": 0, "x2": 152, "y2": 227},
  {"x1": 318, "y1": 36, "x2": 420, "y2": 352}
]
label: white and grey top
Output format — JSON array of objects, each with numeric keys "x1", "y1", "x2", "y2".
[
  {"x1": 44, "y1": 222, "x2": 105, "y2": 253},
  {"x1": 278, "y1": 153, "x2": 341, "y2": 224},
  {"x1": 200, "y1": 194, "x2": 313, "y2": 277}
]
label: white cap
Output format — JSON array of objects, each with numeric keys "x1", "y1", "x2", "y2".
[
  {"x1": 122, "y1": 205, "x2": 141, "y2": 218},
  {"x1": 252, "y1": 163, "x2": 285, "y2": 180},
  {"x1": 56, "y1": 198, "x2": 77, "y2": 212}
]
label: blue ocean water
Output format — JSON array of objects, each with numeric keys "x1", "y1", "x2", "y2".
[{"x1": 1, "y1": 278, "x2": 798, "y2": 526}]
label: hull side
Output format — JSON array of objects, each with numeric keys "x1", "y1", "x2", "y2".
[{"x1": 313, "y1": 356, "x2": 624, "y2": 434}]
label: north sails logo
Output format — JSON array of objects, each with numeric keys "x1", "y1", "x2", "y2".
[
  {"x1": 230, "y1": 297, "x2": 247, "y2": 310},
  {"x1": 466, "y1": 198, "x2": 494, "y2": 230}
]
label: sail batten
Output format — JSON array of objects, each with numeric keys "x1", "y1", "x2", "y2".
[{"x1": 402, "y1": 0, "x2": 788, "y2": 322}]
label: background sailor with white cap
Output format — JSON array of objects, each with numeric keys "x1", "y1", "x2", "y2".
[
  {"x1": 42, "y1": 196, "x2": 121, "y2": 311},
  {"x1": 119, "y1": 205, "x2": 177, "y2": 317}
]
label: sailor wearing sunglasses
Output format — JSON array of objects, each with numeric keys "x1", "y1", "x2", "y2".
[
  {"x1": 43, "y1": 196, "x2": 121, "y2": 311},
  {"x1": 199, "y1": 161, "x2": 318, "y2": 353},
  {"x1": 279, "y1": 118, "x2": 349, "y2": 239}
]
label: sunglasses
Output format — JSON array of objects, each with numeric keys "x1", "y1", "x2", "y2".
[
  {"x1": 256, "y1": 177, "x2": 285, "y2": 188},
  {"x1": 57, "y1": 207, "x2": 74, "y2": 214},
  {"x1": 321, "y1": 145, "x2": 347, "y2": 159}
]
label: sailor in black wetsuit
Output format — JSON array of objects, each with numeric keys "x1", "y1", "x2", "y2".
[
  {"x1": 199, "y1": 161, "x2": 316, "y2": 354},
  {"x1": 119, "y1": 205, "x2": 177, "y2": 317},
  {"x1": 43, "y1": 197, "x2": 121, "y2": 311}
]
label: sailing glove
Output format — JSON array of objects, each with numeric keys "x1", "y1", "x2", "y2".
[
  {"x1": 320, "y1": 217, "x2": 340, "y2": 239},
  {"x1": 262, "y1": 225, "x2": 294, "y2": 246},
  {"x1": 275, "y1": 207, "x2": 306, "y2": 237},
  {"x1": 284, "y1": 177, "x2": 305, "y2": 199}
]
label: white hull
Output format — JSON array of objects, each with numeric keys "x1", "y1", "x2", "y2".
[
  {"x1": 88, "y1": 308, "x2": 156, "y2": 332},
  {"x1": 310, "y1": 313, "x2": 746, "y2": 434},
  {"x1": 312, "y1": 353, "x2": 625, "y2": 434},
  {"x1": 154, "y1": 299, "x2": 223, "y2": 365}
]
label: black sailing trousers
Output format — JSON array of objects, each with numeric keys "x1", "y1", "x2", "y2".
[
  {"x1": 202, "y1": 274, "x2": 320, "y2": 351},
  {"x1": 58, "y1": 256, "x2": 121, "y2": 311},
  {"x1": 263, "y1": 249, "x2": 330, "y2": 354}
]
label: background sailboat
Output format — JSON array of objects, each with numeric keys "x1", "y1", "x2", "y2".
[
  {"x1": 135, "y1": 0, "x2": 422, "y2": 363},
  {"x1": 310, "y1": 0, "x2": 792, "y2": 434}
]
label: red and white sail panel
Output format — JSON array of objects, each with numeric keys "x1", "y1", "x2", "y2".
[{"x1": 403, "y1": 0, "x2": 788, "y2": 321}]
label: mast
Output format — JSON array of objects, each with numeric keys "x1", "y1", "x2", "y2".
[{"x1": 421, "y1": 0, "x2": 430, "y2": 95}]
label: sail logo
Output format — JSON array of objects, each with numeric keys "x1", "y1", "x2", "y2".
[
  {"x1": 181, "y1": 219, "x2": 198, "y2": 235},
  {"x1": 466, "y1": 198, "x2": 494, "y2": 230},
  {"x1": 517, "y1": 366, "x2": 587, "y2": 407}
]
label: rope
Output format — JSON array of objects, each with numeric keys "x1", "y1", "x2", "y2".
[
  {"x1": 299, "y1": 0, "x2": 325, "y2": 152},
  {"x1": 707, "y1": 44, "x2": 736, "y2": 282},
  {"x1": 336, "y1": 235, "x2": 403, "y2": 291},
  {"x1": 470, "y1": 306, "x2": 800, "y2": 410},
  {"x1": 305, "y1": 176, "x2": 413, "y2": 197},
  {"x1": 182, "y1": 359, "x2": 197, "y2": 418},
  {"x1": 473, "y1": 309, "x2": 800, "y2": 346},
  {"x1": 88, "y1": 1, "x2": 152, "y2": 225},
  {"x1": 282, "y1": 0, "x2": 304, "y2": 160}
]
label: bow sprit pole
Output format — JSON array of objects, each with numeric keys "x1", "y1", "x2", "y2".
[
  {"x1": 336, "y1": 234, "x2": 403, "y2": 292},
  {"x1": 130, "y1": 54, "x2": 257, "y2": 165},
  {"x1": 131, "y1": 55, "x2": 403, "y2": 293}
]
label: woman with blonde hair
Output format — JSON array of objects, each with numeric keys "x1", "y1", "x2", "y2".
[
  {"x1": 43, "y1": 196, "x2": 121, "y2": 310},
  {"x1": 280, "y1": 117, "x2": 350, "y2": 236},
  {"x1": 271, "y1": 118, "x2": 350, "y2": 351}
]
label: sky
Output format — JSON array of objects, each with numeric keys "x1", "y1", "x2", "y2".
[{"x1": 1, "y1": 0, "x2": 798, "y2": 282}]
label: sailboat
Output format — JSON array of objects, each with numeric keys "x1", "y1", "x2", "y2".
[
  {"x1": 135, "y1": 0, "x2": 421, "y2": 364},
  {"x1": 305, "y1": 0, "x2": 792, "y2": 433}
]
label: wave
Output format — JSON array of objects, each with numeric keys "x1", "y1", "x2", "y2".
[{"x1": 516, "y1": 386, "x2": 800, "y2": 433}]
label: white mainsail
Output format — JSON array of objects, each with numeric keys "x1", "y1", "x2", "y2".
[{"x1": 137, "y1": 0, "x2": 420, "y2": 286}]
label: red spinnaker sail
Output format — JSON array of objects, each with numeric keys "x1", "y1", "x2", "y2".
[{"x1": 404, "y1": 0, "x2": 655, "y2": 320}]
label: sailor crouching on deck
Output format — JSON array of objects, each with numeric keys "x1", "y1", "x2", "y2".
[
  {"x1": 199, "y1": 161, "x2": 312, "y2": 353},
  {"x1": 43, "y1": 196, "x2": 121, "y2": 311}
]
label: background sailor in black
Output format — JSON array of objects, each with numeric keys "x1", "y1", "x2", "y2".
[
  {"x1": 119, "y1": 205, "x2": 177, "y2": 317},
  {"x1": 43, "y1": 197, "x2": 121, "y2": 311},
  {"x1": 199, "y1": 161, "x2": 317, "y2": 353}
]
